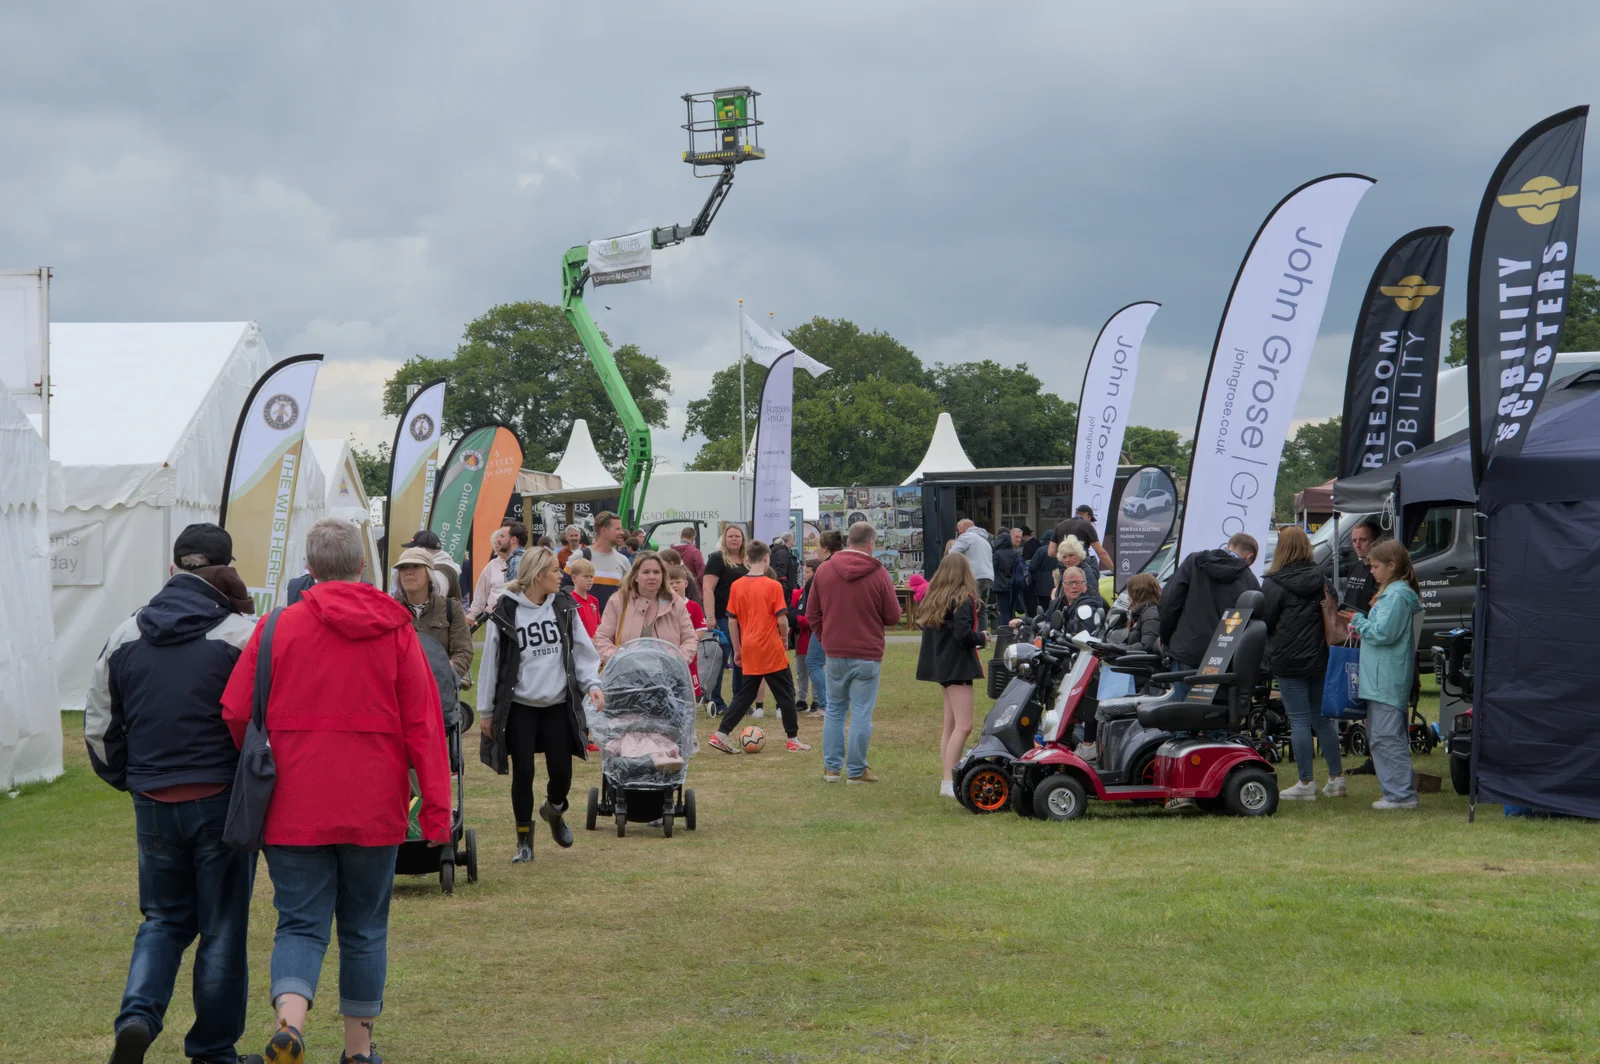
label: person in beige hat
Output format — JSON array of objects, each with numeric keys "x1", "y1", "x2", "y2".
[{"x1": 392, "y1": 547, "x2": 472, "y2": 680}]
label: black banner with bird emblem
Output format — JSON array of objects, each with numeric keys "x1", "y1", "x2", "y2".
[
  {"x1": 1466, "y1": 106, "x2": 1588, "y2": 486},
  {"x1": 1337, "y1": 226, "x2": 1452, "y2": 478}
]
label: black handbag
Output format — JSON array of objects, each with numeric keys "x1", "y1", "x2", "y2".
[{"x1": 222, "y1": 608, "x2": 284, "y2": 851}]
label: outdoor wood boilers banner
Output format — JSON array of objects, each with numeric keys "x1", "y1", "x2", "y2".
[
  {"x1": 1338, "y1": 227, "x2": 1452, "y2": 478},
  {"x1": 1178, "y1": 175, "x2": 1374, "y2": 570},
  {"x1": 1466, "y1": 106, "x2": 1587, "y2": 485},
  {"x1": 1072, "y1": 301, "x2": 1160, "y2": 539},
  {"x1": 472, "y1": 426, "x2": 524, "y2": 582},
  {"x1": 430, "y1": 424, "x2": 500, "y2": 565},
  {"x1": 385, "y1": 379, "x2": 446, "y2": 585},
  {"x1": 219, "y1": 354, "x2": 323, "y2": 613}
]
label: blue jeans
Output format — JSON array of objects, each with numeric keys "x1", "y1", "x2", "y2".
[
  {"x1": 1366, "y1": 700, "x2": 1417, "y2": 803},
  {"x1": 119, "y1": 792, "x2": 254, "y2": 1064},
  {"x1": 263, "y1": 844, "x2": 399, "y2": 1017},
  {"x1": 1168, "y1": 657, "x2": 1196, "y2": 703},
  {"x1": 710, "y1": 617, "x2": 742, "y2": 712},
  {"x1": 805, "y1": 639, "x2": 828, "y2": 709},
  {"x1": 1277, "y1": 674, "x2": 1344, "y2": 783},
  {"x1": 823, "y1": 657, "x2": 881, "y2": 777}
]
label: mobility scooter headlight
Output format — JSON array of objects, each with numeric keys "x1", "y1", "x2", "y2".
[{"x1": 1003, "y1": 642, "x2": 1038, "y2": 670}]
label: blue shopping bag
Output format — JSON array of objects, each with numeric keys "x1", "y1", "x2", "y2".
[{"x1": 1320, "y1": 643, "x2": 1365, "y2": 720}]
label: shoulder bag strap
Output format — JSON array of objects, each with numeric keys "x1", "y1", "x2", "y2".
[{"x1": 253, "y1": 607, "x2": 285, "y2": 731}]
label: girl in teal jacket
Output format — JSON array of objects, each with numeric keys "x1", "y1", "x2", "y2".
[{"x1": 1344, "y1": 541, "x2": 1423, "y2": 809}]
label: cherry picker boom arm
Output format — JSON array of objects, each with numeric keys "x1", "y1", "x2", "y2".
[{"x1": 559, "y1": 163, "x2": 741, "y2": 527}]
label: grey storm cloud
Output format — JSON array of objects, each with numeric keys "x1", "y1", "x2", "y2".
[{"x1": 2, "y1": 1, "x2": 1597, "y2": 462}]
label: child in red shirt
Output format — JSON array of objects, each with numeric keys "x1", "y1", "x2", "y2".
[
  {"x1": 567, "y1": 556, "x2": 601, "y2": 637},
  {"x1": 668, "y1": 565, "x2": 705, "y2": 698}
]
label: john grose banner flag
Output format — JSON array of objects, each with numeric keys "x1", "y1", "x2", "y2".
[
  {"x1": 384, "y1": 379, "x2": 446, "y2": 586},
  {"x1": 1072, "y1": 301, "x2": 1160, "y2": 540},
  {"x1": 1178, "y1": 174, "x2": 1374, "y2": 572},
  {"x1": 1338, "y1": 227, "x2": 1452, "y2": 478},
  {"x1": 219, "y1": 354, "x2": 323, "y2": 613},
  {"x1": 1466, "y1": 106, "x2": 1587, "y2": 486}
]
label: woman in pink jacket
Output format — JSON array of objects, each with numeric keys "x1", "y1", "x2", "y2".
[{"x1": 594, "y1": 551, "x2": 698, "y2": 665}]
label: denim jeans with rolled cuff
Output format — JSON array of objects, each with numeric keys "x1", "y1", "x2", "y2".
[{"x1": 263, "y1": 843, "x2": 399, "y2": 1018}]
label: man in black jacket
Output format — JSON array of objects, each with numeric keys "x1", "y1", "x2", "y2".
[
  {"x1": 1158, "y1": 533, "x2": 1260, "y2": 701},
  {"x1": 85, "y1": 523, "x2": 257, "y2": 1064}
]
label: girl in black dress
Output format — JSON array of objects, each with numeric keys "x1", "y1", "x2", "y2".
[{"x1": 915, "y1": 552, "x2": 988, "y2": 799}]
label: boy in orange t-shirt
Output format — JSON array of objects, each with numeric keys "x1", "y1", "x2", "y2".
[{"x1": 710, "y1": 541, "x2": 810, "y2": 754}]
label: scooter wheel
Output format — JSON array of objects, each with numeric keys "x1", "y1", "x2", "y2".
[
  {"x1": 1032, "y1": 774, "x2": 1087, "y2": 822},
  {"x1": 1450, "y1": 755, "x2": 1470, "y2": 796},
  {"x1": 961, "y1": 763, "x2": 1012, "y2": 814},
  {"x1": 1220, "y1": 766, "x2": 1279, "y2": 817}
]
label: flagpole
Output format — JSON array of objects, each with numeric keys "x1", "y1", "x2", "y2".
[{"x1": 738, "y1": 298, "x2": 747, "y2": 522}]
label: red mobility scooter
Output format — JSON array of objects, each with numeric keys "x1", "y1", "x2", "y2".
[{"x1": 1011, "y1": 590, "x2": 1281, "y2": 820}]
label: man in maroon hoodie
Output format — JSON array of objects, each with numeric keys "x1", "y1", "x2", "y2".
[{"x1": 805, "y1": 521, "x2": 902, "y2": 783}]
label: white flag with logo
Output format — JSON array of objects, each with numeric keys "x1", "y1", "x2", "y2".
[
  {"x1": 752, "y1": 353, "x2": 797, "y2": 545},
  {"x1": 742, "y1": 311, "x2": 830, "y2": 376},
  {"x1": 385, "y1": 379, "x2": 447, "y2": 580},
  {"x1": 589, "y1": 230, "x2": 653, "y2": 286},
  {"x1": 1179, "y1": 175, "x2": 1374, "y2": 572},
  {"x1": 1072, "y1": 301, "x2": 1160, "y2": 539},
  {"x1": 219, "y1": 355, "x2": 324, "y2": 612}
]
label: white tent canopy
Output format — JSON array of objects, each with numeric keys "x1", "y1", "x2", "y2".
[
  {"x1": 48, "y1": 323, "x2": 326, "y2": 711},
  {"x1": 0, "y1": 387, "x2": 62, "y2": 786},
  {"x1": 307, "y1": 438, "x2": 381, "y2": 580},
  {"x1": 791, "y1": 471, "x2": 819, "y2": 520},
  {"x1": 902, "y1": 411, "x2": 976, "y2": 484},
  {"x1": 551, "y1": 419, "x2": 618, "y2": 491}
]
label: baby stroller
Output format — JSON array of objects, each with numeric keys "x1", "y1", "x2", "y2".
[
  {"x1": 585, "y1": 637, "x2": 699, "y2": 838},
  {"x1": 394, "y1": 634, "x2": 478, "y2": 893}
]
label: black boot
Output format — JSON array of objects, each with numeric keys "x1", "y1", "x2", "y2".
[
  {"x1": 108, "y1": 1018, "x2": 153, "y2": 1064},
  {"x1": 511, "y1": 822, "x2": 533, "y2": 863},
  {"x1": 540, "y1": 800, "x2": 574, "y2": 848}
]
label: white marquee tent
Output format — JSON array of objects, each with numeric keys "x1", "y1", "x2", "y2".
[
  {"x1": 48, "y1": 323, "x2": 326, "y2": 711},
  {"x1": 550, "y1": 419, "x2": 619, "y2": 492},
  {"x1": 902, "y1": 411, "x2": 976, "y2": 484},
  {"x1": 307, "y1": 438, "x2": 381, "y2": 580},
  {"x1": 0, "y1": 386, "x2": 62, "y2": 787}
]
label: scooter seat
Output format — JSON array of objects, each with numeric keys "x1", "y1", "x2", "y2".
[{"x1": 1096, "y1": 698, "x2": 1141, "y2": 722}]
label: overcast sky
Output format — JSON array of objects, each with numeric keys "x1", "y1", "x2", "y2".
[{"x1": 5, "y1": 2, "x2": 1598, "y2": 468}]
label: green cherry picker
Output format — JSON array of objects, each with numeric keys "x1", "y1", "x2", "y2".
[{"x1": 560, "y1": 86, "x2": 765, "y2": 527}]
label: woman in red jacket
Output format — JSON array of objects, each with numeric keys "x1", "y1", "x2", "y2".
[{"x1": 223, "y1": 520, "x2": 449, "y2": 1064}]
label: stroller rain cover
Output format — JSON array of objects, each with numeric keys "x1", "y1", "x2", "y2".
[{"x1": 591, "y1": 637, "x2": 699, "y2": 787}]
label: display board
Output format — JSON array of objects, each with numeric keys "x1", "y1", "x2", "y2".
[{"x1": 817, "y1": 484, "x2": 923, "y2": 585}]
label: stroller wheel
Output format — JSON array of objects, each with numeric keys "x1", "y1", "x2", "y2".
[
  {"x1": 586, "y1": 787, "x2": 599, "y2": 831},
  {"x1": 616, "y1": 812, "x2": 627, "y2": 838},
  {"x1": 662, "y1": 813, "x2": 674, "y2": 838},
  {"x1": 684, "y1": 789, "x2": 697, "y2": 831},
  {"x1": 464, "y1": 828, "x2": 478, "y2": 884},
  {"x1": 439, "y1": 859, "x2": 455, "y2": 895}
]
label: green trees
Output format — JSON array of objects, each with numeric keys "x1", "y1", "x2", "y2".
[
  {"x1": 1119, "y1": 426, "x2": 1192, "y2": 476},
  {"x1": 1273, "y1": 417, "x2": 1342, "y2": 520},
  {"x1": 383, "y1": 301, "x2": 671, "y2": 472}
]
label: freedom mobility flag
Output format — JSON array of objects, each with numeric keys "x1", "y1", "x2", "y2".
[
  {"x1": 219, "y1": 354, "x2": 323, "y2": 613},
  {"x1": 1466, "y1": 106, "x2": 1587, "y2": 486},
  {"x1": 384, "y1": 379, "x2": 446, "y2": 585},
  {"x1": 1338, "y1": 227, "x2": 1452, "y2": 477},
  {"x1": 430, "y1": 424, "x2": 498, "y2": 566},
  {"x1": 1072, "y1": 301, "x2": 1160, "y2": 539},
  {"x1": 1178, "y1": 175, "x2": 1374, "y2": 571},
  {"x1": 1113, "y1": 465, "x2": 1178, "y2": 593},
  {"x1": 471, "y1": 426, "x2": 524, "y2": 582}
]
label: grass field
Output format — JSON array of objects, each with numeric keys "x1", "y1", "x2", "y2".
[{"x1": 3, "y1": 644, "x2": 1598, "y2": 1063}]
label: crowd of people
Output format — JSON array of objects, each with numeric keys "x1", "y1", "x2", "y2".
[{"x1": 84, "y1": 500, "x2": 1425, "y2": 1063}]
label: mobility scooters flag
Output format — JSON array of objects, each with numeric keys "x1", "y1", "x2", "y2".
[
  {"x1": 1178, "y1": 174, "x2": 1374, "y2": 571},
  {"x1": 1337, "y1": 226, "x2": 1452, "y2": 478},
  {"x1": 218, "y1": 353, "x2": 323, "y2": 614},
  {"x1": 1072, "y1": 301, "x2": 1160, "y2": 540},
  {"x1": 384, "y1": 378, "x2": 446, "y2": 586},
  {"x1": 1466, "y1": 106, "x2": 1587, "y2": 486}
]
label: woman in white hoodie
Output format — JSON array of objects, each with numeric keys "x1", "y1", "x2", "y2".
[{"x1": 477, "y1": 547, "x2": 604, "y2": 863}]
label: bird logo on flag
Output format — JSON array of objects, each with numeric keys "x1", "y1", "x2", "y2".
[
  {"x1": 1497, "y1": 176, "x2": 1580, "y2": 224},
  {"x1": 1379, "y1": 275, "x2": 1442, "y2": 312}
]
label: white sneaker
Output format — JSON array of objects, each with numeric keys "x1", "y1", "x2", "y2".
[
  {"x1": 1281, "y1": 780, "x2": 1317, "y2": 801},
  {"x1": 939, "y1": 780, "x2": 956, "y2": 798},
  {"x1": 1075, "y1": 742, "x2": 1099, "y2": 761},
  {"x1": 1323, "y1": 776, "x2": 1347, "y2": 797},
  {"x1": 753, "y1": 707, "x2": 765, "y2": 719},
  {"x1": 1372, "y1": 797, "x2": 1420, "y2": 810},
  {"x1": 1165, "y1": 797, "x2": 1198, "y2": 811}
]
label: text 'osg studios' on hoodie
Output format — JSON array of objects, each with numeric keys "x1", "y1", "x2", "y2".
[{"x1": 477, "y1": 590, "x2": 603, "y2": 709}]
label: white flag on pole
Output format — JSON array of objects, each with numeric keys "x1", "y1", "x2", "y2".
[{"x1": 742, "y1": 311, "x2": 829, "y2": 376}]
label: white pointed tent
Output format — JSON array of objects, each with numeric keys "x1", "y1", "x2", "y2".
[
  {"x1": 307, "y1": 438, "x2": 381, "y2": 580},
  {"x1": 902, "y1": 411, "x2": 976, "y2": 484},
  {"x1": 551, "y1": 419, "x2": 619, "y2": 491},
  {"x1": 0, "y1": 387, "x2": 61, "y2": 787},
  {"x1": 47, "y1": 323, "x2": 326, "y2": 711}
]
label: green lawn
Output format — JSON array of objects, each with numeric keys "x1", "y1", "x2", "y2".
[{"x1": 3, "y1": 645, "x2": 1598, "y2": 1063}]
